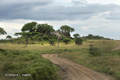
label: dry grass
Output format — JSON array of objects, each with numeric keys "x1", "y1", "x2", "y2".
[{"x1": 0, "y1": 40, "x2": 119, "y2": 51}]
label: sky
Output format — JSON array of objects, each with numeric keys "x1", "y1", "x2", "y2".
[{"x1": 0, "y1": 0, "x2": 120, "y2": 40}]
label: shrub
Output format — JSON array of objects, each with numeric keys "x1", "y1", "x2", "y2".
[
  {"x1": 89, "y1": 45, "x2": 101, "y2": 56},
  {"x1": 63, "y1": 37, "x2": 71, "y2": 45},
  {"x1": 12, "y1": 50, "x2": 20, "y2": 55},
  {"x1": 2, "y1": 62, "x2": 16, "y2": 71},
  {"x1": 0, "y1": 49, "x2": 8, "y2": 55},
  {"x1": 75, "y1": 38, "x2": 83, "y2": 46},
  {"x1": 28, "y1": 66, "x2": 56, "y2": 80},
  {"x1": 49, "y1": 39, "x2": 55, "y2": 46}
]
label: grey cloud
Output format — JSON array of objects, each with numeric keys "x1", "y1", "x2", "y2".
[
  {"x1": 0, "y1": 0, "x2": 119, "y2": 20},
  {"x1": 104, "y1": 7, "x2": 120, "y2": 20},
  {"x1": 0, "y1": 0, "x2": 53, "y2": 5},
  {"x1": 71, "y1": 0, "x2": 87, "y2": 6}
]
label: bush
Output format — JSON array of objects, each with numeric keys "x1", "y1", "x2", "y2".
[
  {"x1": 0, "y1": 49, "x2": 8, "y2": 55},
  {"x1": 89, "y1": 45, "x2": 101, "y2": 56},
  {"x1": 2, "y1": 62, "x2": 16, "y2": 72},
  {"x1": 27, "y1": 66, "x2": 57, "y2": 80},
  {"x1": 0, "y1": 49, "x2": 59, "y2": 80},
  {"x1": 49, "y1": 39, "x2": 55, "y2": 46},
  {"x1": 75, "y1": 38, "x2": 83, "y2": 46},
  {"x1": 63, "y1": 37, "x2": 71, "y2": 45}
]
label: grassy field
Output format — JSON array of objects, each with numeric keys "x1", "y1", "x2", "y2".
[{"x1": 0, "y1": 40, "x2": 120, "y2": 80}]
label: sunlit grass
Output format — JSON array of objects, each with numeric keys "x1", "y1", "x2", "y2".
[{"x1": 0, "y1": 40, "x2": 119, "y2": 51}]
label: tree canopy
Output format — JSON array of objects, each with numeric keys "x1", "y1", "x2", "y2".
[
  {"x1": 21, "y1": 22, "x2": 37, "y2": 32},
  {"x1": 73, "y1": 33, "x2": 80, "y2": 38},
  {"x1": 6, "y1": 35, "x2": 12, "y2": 39},
  {"x1": 15, "y1": 32, "x2": 37, "y2": 47},
  {"x1": 63, "y1": 37, "x2": 71, "y2": 45},
  {"x1": 0, "y1": 27, "x2": 7, "y2": 35},
  {"x1": 36, "y1": 24, "x2": 55, "y2": 34},
  {"x1": 59, "y1": 25, "x2": 75, "y2": 38}
]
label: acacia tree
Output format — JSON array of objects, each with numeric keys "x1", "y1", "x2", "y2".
[
  {"x1": 6, "y1": 35, "x2": 13, "y2": 43},
  {"x1": 73, "y1": 33, "x2": 80, "y2": 38},
  {"x1": 36, "y1": 23, "x2": 55, "y2": 45},
  {"x1": 58, "y1": 25, "x2": 75, "y2": 38},
  {"x1": 0, "y1": 27, "x2": 7, "y2": 35},
  {"x1": 16, "y1": 22, "x2": 37, "y2": 47},
  {"x1": 50, "y1": 31, "x2": 62, "y2": 48},
  {"x1": 15, "y1": 32, "x2": 36, "y2": 47},
  {"x1": 6, "y1": 35, "x2": 12, "y2": 39},
  {"x1": 16, "y1": 21, "x2": 38, "y2": 47},
  {"x1": 73, "y1": 33, "x2": 83, "y2": 46}
]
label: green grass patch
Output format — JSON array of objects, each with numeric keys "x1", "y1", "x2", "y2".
[{"x1": 0, "y1": 49, "x2": 59, "y2": 80}]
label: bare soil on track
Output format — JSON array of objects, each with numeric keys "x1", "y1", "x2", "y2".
[
  {"x1": 42, "y1": 54, "x2": 115, "y2": 80},
  {"x1": 113, "y1": 45, "x2": 120, "y2": 50}
]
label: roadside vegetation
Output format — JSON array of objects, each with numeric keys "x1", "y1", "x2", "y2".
[{"x1": 0, "y1": 49, "x2": 59, "y2": 80}]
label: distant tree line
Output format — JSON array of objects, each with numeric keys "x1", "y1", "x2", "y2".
[{"x1": 82, "y1": 34, "x2": 111, "y2": 40}]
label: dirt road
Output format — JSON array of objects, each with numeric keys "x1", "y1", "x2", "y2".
[
  {"x1": 42, "y1": 54, "x2": 114, "y2": 80},
  {"x1": 113, "y1": 45, "x2": 120, "y2": 50}
]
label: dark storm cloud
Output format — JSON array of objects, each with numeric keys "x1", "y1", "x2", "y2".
[{"x1": 0, "y1": 0, "x2": 119, "y2": 20}]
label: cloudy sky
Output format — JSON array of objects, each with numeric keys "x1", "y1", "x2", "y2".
[{"x1": 0, "y1": 0, "x2": 120, "y2": 40}]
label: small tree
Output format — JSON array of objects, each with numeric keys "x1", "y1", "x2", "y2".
[
  {"x1": 73, "y1": 33, "x2": 80, "y2": 38},
  {"x1": 15, "y1": 32, "x2": 34, "y2": 47},
  {"x1": 63, "y1": 37, "x2": 71, "y2": 45},
  {"x1": 73, "y1": 33, "x2": 83, "y2": 46},
  {"x1": 6, "y1": 35, "x2": 12, "y2": 39},
  {"x1": 6, "y1": 35, "x2": 13, "y2": 43},
  {"x1": 75, "y1": 37, "x2": 83, "y2": 46},
  {"x1": 49, "y1": 39, "x2": 55, "y2": 46}
]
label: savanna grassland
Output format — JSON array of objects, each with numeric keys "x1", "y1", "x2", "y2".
[{"x1": 0, "y1": 40, "x2": 120, "y2": 80}]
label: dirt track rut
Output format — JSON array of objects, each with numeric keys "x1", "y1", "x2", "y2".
[{"x1": 42, "y1": 54, "x2": 114, "y2": 80}]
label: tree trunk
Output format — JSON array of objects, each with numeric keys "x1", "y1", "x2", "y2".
[
  {"x1": 57, "y1": 37, "x2": 59, "y2": 48},
  {"x1": 25, "y1": 37, "x2": 28, "y2": 47}
]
